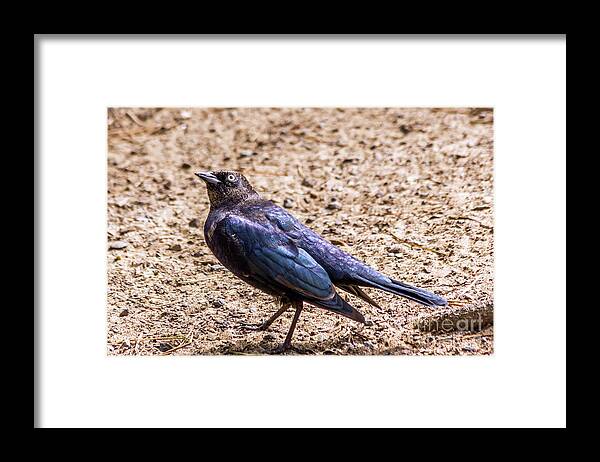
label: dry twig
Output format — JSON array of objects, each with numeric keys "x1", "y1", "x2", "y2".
[{"x1": 390, "y1": 232, "x2": 448, "y2": 257}]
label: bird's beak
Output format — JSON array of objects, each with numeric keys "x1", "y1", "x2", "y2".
[{"x1": 195, "y1": 171, "x2": 221, "y2": 185}]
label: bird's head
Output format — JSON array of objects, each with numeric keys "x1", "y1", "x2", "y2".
[{"x1": 195, "y1": 170, "x2": 260, "y2": 208}]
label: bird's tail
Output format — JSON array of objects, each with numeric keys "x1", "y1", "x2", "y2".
[
  {"x1": 381, "y1": 278, "x2": 447, "y2": 307},
  {"x1": 354, "y1": 275, "x2": 447, "y2": 307},
  {"x1": 308, "y1": 292, "x2": 366, "y2": 324}
]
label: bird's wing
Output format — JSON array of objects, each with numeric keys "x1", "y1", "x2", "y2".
[
  {"x1": 223, "y1": 215, "x2": 335, "y2": 301},
  {"x1": 255, "y1": 202, "x2": 446, "y2": 307},
  {"x1": 216, "y1": 213, "x2": 366, "y2": 323},
  {"x1": 262, "y1": 205, "x2": 304, "y2": 238}
]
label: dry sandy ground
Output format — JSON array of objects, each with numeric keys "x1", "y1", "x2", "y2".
[{"x1": 107, "y1": 108, "x2": 494, "y2": 355}]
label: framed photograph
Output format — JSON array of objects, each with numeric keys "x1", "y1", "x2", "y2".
[{"x1": 35, "y1": 35, "x2": 566, "y2": 428}]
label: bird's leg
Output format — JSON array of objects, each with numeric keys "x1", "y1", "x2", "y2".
[
  {"x1": 272, "y1": 301, "x2": 303, "y2": 354},
  {"x1": 239, "y1": 302, "x2": 290, "y2": 332}
]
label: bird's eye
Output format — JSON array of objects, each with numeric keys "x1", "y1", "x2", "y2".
[{"x1": 226, "y1": 174, "x2": 236, "y2": 182}]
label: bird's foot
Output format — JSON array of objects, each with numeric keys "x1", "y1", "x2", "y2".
[
  {"x1": 270, "y1": 342, "x2": 294, "y2": 355},
  {"x1": 239, "y1": 322, "x2": 268, "y2": 332}
]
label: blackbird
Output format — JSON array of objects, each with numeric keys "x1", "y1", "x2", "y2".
[{"x1": 195, "y1": 170, "x2": 447, "y2": 353}]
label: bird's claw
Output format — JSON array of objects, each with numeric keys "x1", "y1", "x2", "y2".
[{"x1": 270, "y1": 343, "x2": 294, "y2": 354}]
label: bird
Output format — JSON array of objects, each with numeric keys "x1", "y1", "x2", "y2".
[{"x1": 195, "y1": 170, "x2": 447, "y2": 353}]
